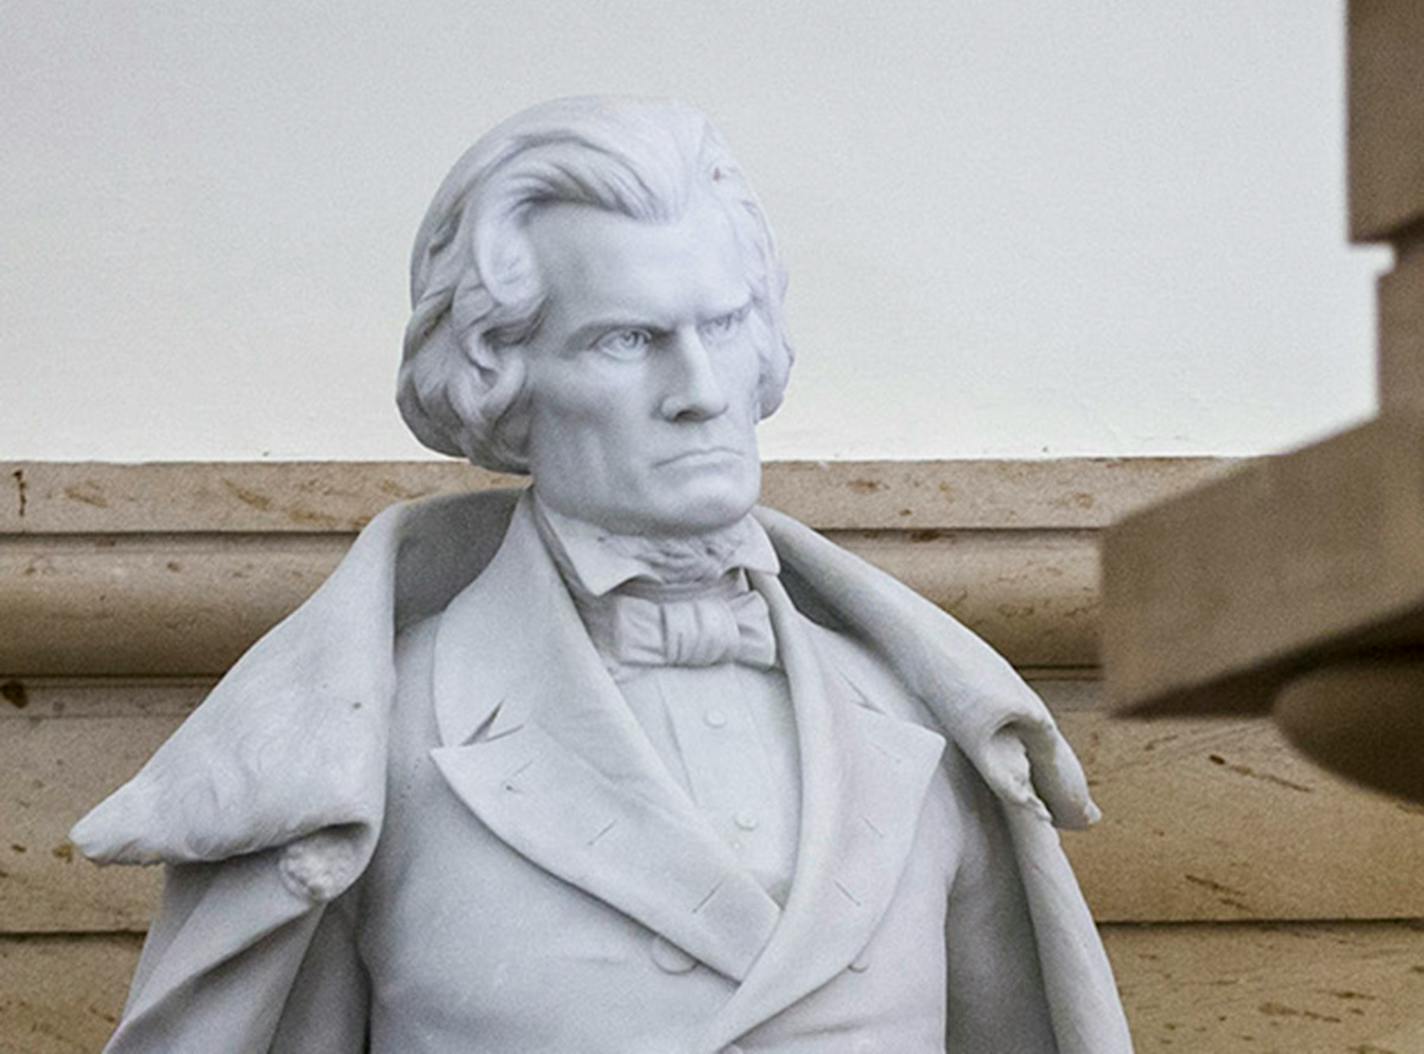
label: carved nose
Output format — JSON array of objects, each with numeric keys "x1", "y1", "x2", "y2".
[{"x1": 660, "y1": 332, "x2": 728, "y2": 421}]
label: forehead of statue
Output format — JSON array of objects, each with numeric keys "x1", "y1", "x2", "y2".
[{"x1": 522, "y1": 198, "x2": 752, "y2": 347}]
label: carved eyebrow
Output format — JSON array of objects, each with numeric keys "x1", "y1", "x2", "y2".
[{"x1": 697, "y1": 297, "x2": 754, "y2": 325}]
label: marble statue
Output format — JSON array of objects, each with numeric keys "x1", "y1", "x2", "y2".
[{"x1": 72, "y1": 96, "x2": 1132, "y2": 1053}]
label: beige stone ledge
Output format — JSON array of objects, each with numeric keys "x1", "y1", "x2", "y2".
[
  {"x1": 0, "y1": 458, "x2": 1236, "y2": 534},
  {"x1": 0, "y1": 528, "x2": 1101, "y2": 675},
  {"x1": 8, "y1": 679, "x2": 1423, "y2": 934},
  {"x1": 0, "y1": 458, "x2": 1238, "y2": 676}
]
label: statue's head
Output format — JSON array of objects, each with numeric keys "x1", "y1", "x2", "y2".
[{"x1": 398, "y1": 96, "x2": 792, "y2": 535}]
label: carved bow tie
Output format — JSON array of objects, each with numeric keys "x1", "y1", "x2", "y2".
[{"x1": 577, "y1": 583, "x2": 778, "y2": 675}]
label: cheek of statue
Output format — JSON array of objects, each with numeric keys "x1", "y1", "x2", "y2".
[{"x1": 522, "y1": 328, "x2": 764, "y2": 537}]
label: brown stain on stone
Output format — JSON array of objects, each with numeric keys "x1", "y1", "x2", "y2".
[
  {"x1": 1183, "y1": 873, "x2": 1247, "y2": 898},
  {"x1": 1, "y1": 679, "x2": 28, "y2": 709},
  {"x1": 1207, "y1": 753, "x2": 1314, "y2": 794},
  {"x1": 846, "y1": 479, "x2": 885, "y2": 494},
  {"x1": 1141, "y1": 732, "x2": 1181, "y2": 753},
  {"x1": 909, "y1": 529, "x2": 943, "y2": 543},
  {"x1": 220, "y1": 478, "x2": 343, "y2": 528},
  {"x1": 51, "y1": 843, "x2": 73, "y2": 863},
  {"x1": 1257, "y1": 1001, "x2": 1341, "y2": 1023},
  {"x1": 1056, "y1": 601, "x2": 1097, "y2": 622},
  {"x1": 1053, "y1": 491, "x2": 1096, "y2": 510},
  {"x1": 937, "y1": 588, "x2": 971, "y2": 610},
  {"x1": 284, "y1": 506, "x2": 343, "y2": 529},
  {"x1": 378, "y1": 479, "x2": 429, "y2": 500},
  {"x1": 63, "y1": 482, "x2": 110, "y2": 508},
  {"x1": 1181, "y1": 875, "x2": 1254, "y2": 913},
  {"x1": 221, "y1": 478, "x2": 275, "y2": 512},
  {"x1": 11, "y1": 467, "x2": 26, "y2": 518}
]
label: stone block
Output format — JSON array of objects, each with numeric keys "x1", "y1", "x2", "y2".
[{"x1": 1350, "y1": 0, "x2": 1424, "y2": 241}]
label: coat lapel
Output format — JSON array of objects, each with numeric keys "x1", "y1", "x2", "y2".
[
  {"x1": 428, "y1": 495, "x2": 781, "y2": 982},
  {"x1": 702, "y1": 570, "x2": 947, "y2": 1051}
]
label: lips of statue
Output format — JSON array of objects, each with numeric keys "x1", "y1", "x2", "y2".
[{"x1": 516, "y1": 197, "x2": 766, "y2": 537}]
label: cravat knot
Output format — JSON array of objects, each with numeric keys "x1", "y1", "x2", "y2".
[
  {"x1": 658, "y1": 589, "x2": 776, "y2": 668},
  {"x1": 576, "y1": 577, "x2": 778, "y2": 675}
]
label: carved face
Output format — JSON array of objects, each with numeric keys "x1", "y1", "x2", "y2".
[{"x1": 517, "y1": 197, "x2": 765, "y2": 536}]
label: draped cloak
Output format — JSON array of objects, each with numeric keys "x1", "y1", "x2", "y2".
[{"x1": 71, "y1": 489, "x2": 1132, "y2": 1054}]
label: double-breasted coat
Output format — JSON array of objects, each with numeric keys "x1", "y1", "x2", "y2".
[{"x1": 73, "y1": 490, "x2": 1132, "y2": 1053}]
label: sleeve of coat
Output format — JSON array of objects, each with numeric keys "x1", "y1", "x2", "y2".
[
  {"x1": 270, "y1": 881, "x2": 371, "y2": 1053},
  {"x1": 942, "y1": 751, "x2": 1061, "y2": 1052},
  {"x1": 101, "y1": 852, "x2": 330, "y2": 1053},
  {"x1": 941, "y1": 746, "x2": 1134, "y2": 1054}
]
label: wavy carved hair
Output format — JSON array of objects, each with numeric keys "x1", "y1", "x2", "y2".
[{"x1": 397, "y1": 96, "x2": 793, "y2": 473}]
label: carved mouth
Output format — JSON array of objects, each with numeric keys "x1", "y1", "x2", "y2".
[{"x1": 656, "y1": 446, "x2": 743, "y2": 467}]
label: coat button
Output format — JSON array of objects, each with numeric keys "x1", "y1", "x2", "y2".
[
  {"x1": 650, "y1": 934, "x2": 698, "y2": 974},
  {"x1": 734, "y1": 811, "x2": 759, "y2": 831},
  {"x1": 848, "y1": 950, "x2": 870, "y2": 973}
]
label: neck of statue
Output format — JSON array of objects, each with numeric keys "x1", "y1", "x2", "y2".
[{"x1": 529, "y1": 491, "x2": 779, "y2": 600}]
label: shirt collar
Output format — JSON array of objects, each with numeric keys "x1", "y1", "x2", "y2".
[{"x1": 531, "y1": 492, "x2": 780, "y2": 598}]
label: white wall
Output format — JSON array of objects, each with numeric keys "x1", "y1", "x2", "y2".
[{"x1": 1, "y1": 1, "x2": 1389, "y2": 462}]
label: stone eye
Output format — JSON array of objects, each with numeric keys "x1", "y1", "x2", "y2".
[
  {"x1": 699, "y1": 306, "x2": 747, "y2": 344},
  {"x1": 594, "y1": 328, "x2": 652, "y2": 360}
]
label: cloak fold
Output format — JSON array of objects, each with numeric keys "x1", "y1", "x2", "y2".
[{"x1": 72, "y1": 488, "x2": 1131, "y2": 1054}]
